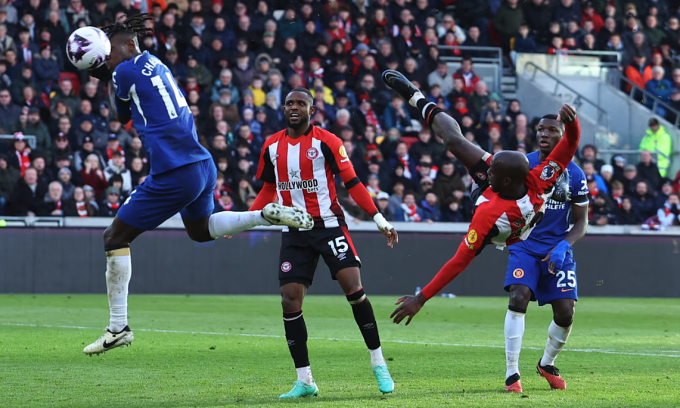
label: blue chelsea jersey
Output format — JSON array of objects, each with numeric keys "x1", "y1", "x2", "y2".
[
  {"x1": 112, "y1": 51, "x2": 211, "y2": 175},
  {"x1": 512, "y1": 151, "x2": 589, "y2": 256}
]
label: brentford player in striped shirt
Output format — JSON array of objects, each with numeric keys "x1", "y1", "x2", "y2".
[
  {"x1": 382, "y1": 71, "x2": 580, "y2": 324},
  {"x1": 249, "y1": 88, "x2": 398, "y2": 399}
]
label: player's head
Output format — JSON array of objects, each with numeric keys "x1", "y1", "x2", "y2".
[
  {"x1": 103, "y1": 13, "x2": 154, "y2": 71},
  {"x1": 488, "y1": 151, "x2": 530, "y2": 194},
  {"x1": 536, "y1": 113, "x2": 565, "y2": 156},
  {"x1": 284, "y1": 87, "x2": 315, "y2": 130}
]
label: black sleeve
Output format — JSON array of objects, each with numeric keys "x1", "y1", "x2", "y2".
[
  {"x1": 320, "y1": 141, "x2": 341, "y2": 175},
  {"x1": 257, "y1": 145, "x2": 276, "y2": 184}
]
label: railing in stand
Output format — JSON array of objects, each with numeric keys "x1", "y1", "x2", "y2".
[{"x1": 523, "y1": 62, "x2": 610, "y2": 132}]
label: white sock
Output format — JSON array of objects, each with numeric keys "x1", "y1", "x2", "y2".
[
  {"x1": 409, "y1": 91, "x2": 425, "y2": 108},
  {"x1": 296, "y1": 366, "x2": 314, "y2": 385},
  {"x1": 369, "y1": 346, "x2": 386, "y2": 367},
  {"x1": 540, "y1": 321, "x2": 572, "y2": 367},
  {"x1": 106, "y1": 249, "x2": 132, "y2": 333},
  {"x1": 208, "y1": 210, "x2": 271, "y2": 238},
  {"x1": 505, "y1": 310, "x2": 525, "y2": 378}
]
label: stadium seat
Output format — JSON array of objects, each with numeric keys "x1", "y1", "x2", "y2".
[{"x1": 401, "y1": 136, "x2": 419, "y2": 149}]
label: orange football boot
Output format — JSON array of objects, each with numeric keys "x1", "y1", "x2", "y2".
[
  {"x1": 505, "y1": 373, "x2": 523, "y2": 393},
  {"x1": 537, "y1": 359, "x2": 567, "y2": 390}
]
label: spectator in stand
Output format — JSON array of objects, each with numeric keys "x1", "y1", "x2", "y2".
[
  {"x1": 0, "y1": 88, "x2": 20, "y2": 134},
  {"x1": 581, "y1": 2, "x2": 604, "y2": 33},
  {"x1": 388, "y1": 181, "x2": 405, "y2": 213},
  {"x1": 32, "y1": 154, "x2": 53, "y2": 186},
  {"x1": 554, "y1": 0, "x2": 581, "y2": 26},
  {"x1": 8, "y1": 166, "x2": 46, "y2": 216},
  {"x1": 33, "y1": 43, "x2": 60, "y2": 94},
  {"x1": 382, "y1": 95, "x2": 412, "y2": 134},
  {"x1": 43, "y1": 180, "x2": 64, "y2": 216},
  {"x1": 492, "y1": 0, "x2": 523, "y2": 51},
  {"x1": 420, "y1": 191, "x2": 441, "y2": 223},
  {"x1": 581, "y1": 144, "x2": 606, "y2": 172},
  {"x1": 63, "y1": 186, "x2": 95, "y2": 217},
  {"x1": 656, "y1": 180, "x2": 674, "y2": 208},
  {"x1": 583, "y1": 161, "x2": 609, "y2": 195},
  {"x1": 637, "y1": 150, "x2": 663, "y2": 191},
  {"x1": 7, "y1": 132, "x2": 31, "y2": 176},
  {"x1": 79, "y1": 153, "x2": 107, "y2": 198},
  {"x1": 643, "y1": 15, "x2": 666, "y2": 48},
  {"x1": 0, "y1": 154, "x2": 19, "y2": 215},
  {"x1": 645, "y1": 66, "x2": 673, "y2": 115},
  {"x1": 656, "y1": 193, "x2": 680, "y2": 227},
  {"x1": 639, "y1": 118, "x2": 672, "y2": 178},
  {"x1": 600, "y1": 164, "x2": 615, "y2": 191},
  {"x1": 395, "y1": 191, "x2": 422, "y2": 222},
  {"x1": 428, "y1": 61, "x2": 453, "y2": 97},
  {"x1": 621, "y1": 163, "x2": 644, "y2": 195},
  {"x1": 665, "y1": 17, "x2": 680, "y2": 45},
  {"x1": 104, "y1": 151, "x2": 132, "y2": 195},
  {"x1": 624, "y1": 52, "x2": 652, "y2": 95},
  {"x1": 49, "y1": 78, "x2": 80, "y2": 117},
  {"x1": 453, "y1": 56, "x2": 480, "y2": 95},
  {"x1": 20, "y1": 107, "x2": 51, "y2": 162},
  {"x1": 57, "y1": 167, "x2": 75, "y2": 200},
  {"x1": 587, "y1": 176, "x2": 614, "y2": 225},
  {"x1": 632, "y1": 180, "x2": 657, "y2": 221},
  {"x1": 375, "y1": 191, "x2": 395, "y2": 222},
  {"x1": 615, "y1": 197, "x2": 643, "y2": 225},
  {"x1": 97, "y1": 186, "x2": 121, "y2": 217},
  {"x1": 512, "y1": 23, "x2": 537, "y2": 61}
]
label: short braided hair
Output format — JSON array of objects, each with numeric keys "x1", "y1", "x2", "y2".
[{"x1": 102, "y1": 13, "x2": 154, "y2": 40}]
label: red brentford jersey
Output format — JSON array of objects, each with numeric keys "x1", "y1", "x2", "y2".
[
  {"x1": 421, "y1": 118, "x2": 581, "y2": 299},
  {"x1": 256, "y1": 125, "x2": 352, "y2": 230}
]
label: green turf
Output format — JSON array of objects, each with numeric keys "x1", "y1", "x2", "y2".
[{"x1": 0, "y1": 295, "x2": 678, "y2": 407}]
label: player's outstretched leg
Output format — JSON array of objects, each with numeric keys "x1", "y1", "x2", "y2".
[
  {"x1": 84, "y1": 217, "x2": 143, "y2": 355},
  {"x1": 279, "y1": 283, "x2": 319, "y2": 399},
  {"x1": 206, "y1": 204, "x2": 313, "y2": 239},
  {"x1": 382, "y1": 70, "x2": 487, "y2": 171},
  {"x1": 338, "y1": 269, "x2": 394, "y2": 394}
]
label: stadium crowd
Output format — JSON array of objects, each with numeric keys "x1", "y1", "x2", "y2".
[{"x1": 0, "y1": 0, "x2": 679, "y2": 226}]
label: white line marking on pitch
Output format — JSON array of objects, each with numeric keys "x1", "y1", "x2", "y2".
[{"x1": 2, "y1": 322, "x2": 679, "y2": 358}]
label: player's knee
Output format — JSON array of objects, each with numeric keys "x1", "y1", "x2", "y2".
[
  {"x1": 281, "y1": 293, "x2": 302, "y2": 312},
  {"x1": 508, "y1": 286, "x2": 531, "y2": 308},
  {"x1": 553, "y1": 305, "x2": 575, "y2": 327},
  {"x1": 103, "y1": 225, "x2": 120, "y2": 246},
  {"x1": 187, "y1": 230, "x2": 213, "y2": 243}
]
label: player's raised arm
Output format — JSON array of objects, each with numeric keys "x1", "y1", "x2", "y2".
[
  {"x1": 546, "y1": 105, "x2": 580, "y2": 170},
  {"x1": 390, "y1": 207, "x2": 496, "y2": 325}
]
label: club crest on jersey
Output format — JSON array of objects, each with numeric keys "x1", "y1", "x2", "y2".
[
  {"x1": 513, "y1": 268, "x2": 524, "y2": 278},
  {"x1": 306, "y1": 147, "x2": 319, "y2": 160},
  {"x1": 475, "y1": 172, "x2": 487, "y2": 181},
  {"x1": 540, "y1": 165, "x2": 555, "y2": 180},
  {"x1": 281, "y1": 262, "x2": 292, "y2": 272}
]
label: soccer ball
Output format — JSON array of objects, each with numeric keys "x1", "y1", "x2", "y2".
[{"x1": 66, "y1": 26, "x2": 111, "y2": 70}]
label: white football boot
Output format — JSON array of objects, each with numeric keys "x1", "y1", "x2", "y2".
[
  {"x1": 262, "y1": 203, "x2": 314, "y2": 229},
  {"x1": 83, "y1": 326, "x2": 134, "y2": 355}
]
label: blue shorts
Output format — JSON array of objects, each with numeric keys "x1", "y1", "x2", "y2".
[
  {"x1": 504, "y1": 248, "x2": 578, "y2": 306},
  {"x1": 117, "y1": 159, "x2": 216, "y2": 231}
]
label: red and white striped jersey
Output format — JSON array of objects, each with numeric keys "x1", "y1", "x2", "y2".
[
  {"x1": 256, "y1": 125, "x2": 351, "y2": 230},
  {"x1": 420, "y1": 118, "x2": 581, "y2": 300}
]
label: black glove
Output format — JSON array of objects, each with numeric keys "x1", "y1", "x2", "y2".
[
  {"x1": 88, "y1": 63, "x2": 112, "y2": 83},
  {"x1": 550, "y1": 172, "x2": 572, "y2": 203}
]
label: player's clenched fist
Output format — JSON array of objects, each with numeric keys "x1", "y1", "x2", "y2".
[{"x1": 556, "y1": 104, "x2": 576, "y2": 124}]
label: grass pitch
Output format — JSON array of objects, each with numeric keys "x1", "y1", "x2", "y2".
[{"x1": 0, "y1": 295, "x2": 678, "y2": 407}]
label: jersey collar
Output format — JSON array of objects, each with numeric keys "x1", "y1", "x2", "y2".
[{"x1": 285, "y1": 124, "x2": 313, "y2": 139}]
